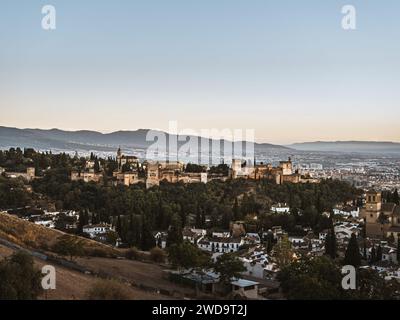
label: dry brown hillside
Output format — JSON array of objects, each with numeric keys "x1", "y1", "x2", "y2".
[{"x1": 0, "y1": 211, "x2": 119, "y2": 257}]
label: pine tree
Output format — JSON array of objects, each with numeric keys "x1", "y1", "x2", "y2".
[{"x1": 344, "y1": 234, "x2": 361, "y2": 267}]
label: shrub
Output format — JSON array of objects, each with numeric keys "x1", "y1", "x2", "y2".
[
  {"x1": 52, "y1": 235, "x2": 84, "y2": 261},
  {"x1": 0, "y1": 251, "x2": 43, "y2": 300},
  {"x1": 150, "y1": 247, "x2": 166, "y2": 263},
  {"x1": 125, "y1": 247, "x2": 140, "y2": 260},
  {"x1": 85, "y1": 279, "x2": 131, "y2": 300}
]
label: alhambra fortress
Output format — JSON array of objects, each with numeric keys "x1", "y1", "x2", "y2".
[
  {"x1": 69, "y1": 148, "x2": 400, "y2": 242},
  {"x1": 2, "y1": 147, "x2": 398, "y2": 243},
  {"x1": 71, "y1": 148, "x2": 319, "y2": 189}
]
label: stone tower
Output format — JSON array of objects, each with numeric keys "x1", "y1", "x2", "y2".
[
  {"x1": 363, "y1": 190, "x2": 383, "y2": 237},
  {"x1": 26, "y1": 167, "x2": 35, "y2": 181},
  {"x1": 279, "y1": 157, "x2": 293, "y2": 176},
  {"x1": 231, "y1": 159, "x2": 242, "y2": 179},
  {"x1": 365, "y1": 190, "x2": 382, "y2": 214},
  {"x1": 146, "y1": 163, "x2": 160, "y2": 189},
  {"x1": 117, "y1": 147, "x2": 122, "y2": 171}
]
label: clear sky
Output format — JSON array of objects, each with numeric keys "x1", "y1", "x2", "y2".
[{"x1": 1, "y1": 0, "x2": 399, "y2": 144}]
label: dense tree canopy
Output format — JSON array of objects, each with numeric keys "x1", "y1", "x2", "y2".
[
  {"x1": 0, "y1": 148, "x2": 363, "y2": 251},
  {"x1": 278, "y1": 256, "x2": 400, "y2": 300}
]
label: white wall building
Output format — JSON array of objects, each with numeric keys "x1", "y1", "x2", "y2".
[
  {"x1": 83, "y1": 224, "x2": 113, "y2": 238},
  {"x1": 198, "y1": 237, "x2": 244, "y2": 253},
  {"x1": 333, "y1": 206, "x2": 360, "y2": 218}
]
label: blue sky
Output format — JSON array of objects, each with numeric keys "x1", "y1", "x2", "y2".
[{"x1": 1, "y1": 0, "x2": 399, "y2": 144}]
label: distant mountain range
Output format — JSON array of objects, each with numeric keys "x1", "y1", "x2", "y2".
[
  {"x1": 1, "y1": 126, "x2": 399, "y2": 155},
  {"x1": 288, "y1": 141, "x2": 400, "y2": 154},
  {"x1": 0, "y1": 126, "x2": 289, "y2": 153}
]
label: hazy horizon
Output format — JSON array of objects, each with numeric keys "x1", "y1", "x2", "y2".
[
  {"x1": 1, "y1": 125, "x2": 400, "y2": 146},
  {"x1": 1, "y1": 1, "x2": 400, "y2": 144}
]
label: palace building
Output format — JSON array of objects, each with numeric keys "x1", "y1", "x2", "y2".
[{"x1": 230, "y1": 157, "x2": 317, "y2": 185}]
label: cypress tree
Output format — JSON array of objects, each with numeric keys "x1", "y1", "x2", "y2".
[
  {"x1": 397, "y1": 238, "x2": 400, "y2": 263},
  {"x1": 266, "y1": 232, "x2": 274, "y2": 254},
  {"x1": 393, "y1": 189, "x2": 399, "y2": 205},
  {"x1": 324, "y1": 215, "x2": 336, "y2": 259},
  {"x1": 362, "y1": 218, "x2": 367, "y2": 239},
  {"x1": 363, "y1": 239, "x2": 367, "y2": 260},
  {"x1": 166, "y1": 214, "x2": 183, "y2": 247},
  {"x1": 140, "y1": 215, "x2": 155, "y2": 251},
  {"x1": 376, "y1": 245, "x2": 383, "y2": 262},
  {"x1": 344, "y1": 234, "x2": 361, "y2": 267},
  {"x1": 233, "y1": 197, "x2": 241, "y2": 221},
  {"x1": 195, "y1": 203, "x2": 202, "y2": 228},
  {"x1": 94, "y1": 159, "x2": 100, "y2": 173},
  {"x1": 370, "y1": 245, "x2": 376, "y2": 264},
  {"x1": 116, "y1": 215, "x2": 122, "y2": 237}
]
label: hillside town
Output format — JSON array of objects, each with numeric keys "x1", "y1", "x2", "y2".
[{"x1": 1, "y1": 147, "x2": 399, "y2": 300}]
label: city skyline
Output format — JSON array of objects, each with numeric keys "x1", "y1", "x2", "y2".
[{"x1": 1, "y1": 0, "x2": 400, "y2": 144}]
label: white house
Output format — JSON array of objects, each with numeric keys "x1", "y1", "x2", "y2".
[
  {"x1": 34, "y1": 219, "x2": 55, "y2": 229},
  {"x1": 198, "y1": 237, "x2": 244, "y2": 253},
  {"x1": 83, "y1": 223, "x2": 113, "y2": 238},
  {"x1": 334, "y1": 223, "x2": 360, "y2": 240},
  {"x1": 289, "y1": 236, "x2": 308, "y2": 249},
  {"x1": 239, "y1": 246, "x2": 277, "y2": 280},
  {"x1": 183, "y1": 228, "x2": 206, "y2": 244},
  {"x1": 212, "y1": 231, "x2": 231, "y2": 238},
  {"x1": 153, "y1": 231, "x2": 167, "y2": 249},
  {"x1": 243, "y1": 233, "x2": 261, "y2": 244},
  {"x1": 382, "y1": 246, "x2": 398, "y2": 264},
  {"x1": 333, "y1": 205, "x2": 359, "y2": 218},
  {"x1": 231, "y1": 279, "x2": 259, "y2": 299},
  {"x1": 309, "y1": 239, "x2": 325, "y2": 254}
]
